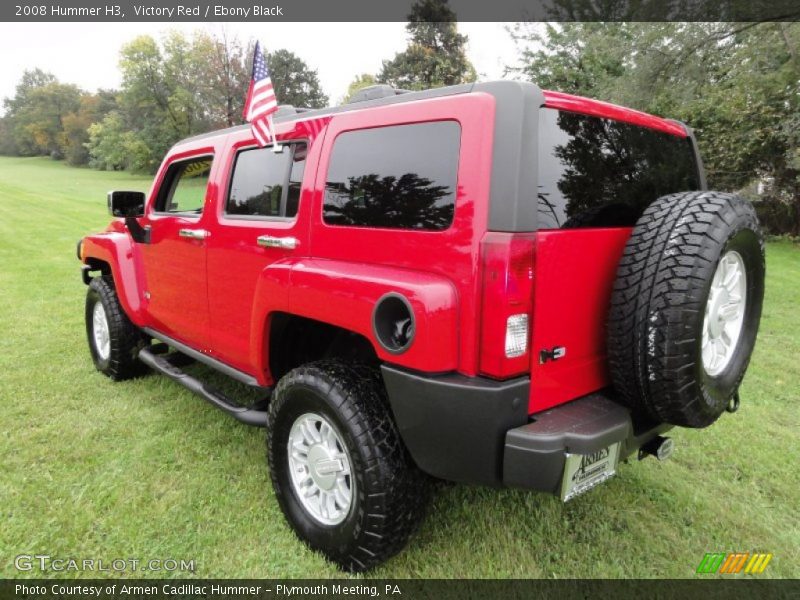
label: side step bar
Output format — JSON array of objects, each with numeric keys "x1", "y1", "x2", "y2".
[
  {"x1": 142, "y1": 327, "x2": 268, "y2": 390},
  {"x1": 138, "y1": 346, "x2": 268, "y2": 427}
]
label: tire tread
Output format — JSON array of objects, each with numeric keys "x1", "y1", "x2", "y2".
[
  {"x1": 607, "y1": 191, "x2": 764, "y2": 427},
  {"x1": 266, "y1": 360, "x2": 429, "y2": 572}
]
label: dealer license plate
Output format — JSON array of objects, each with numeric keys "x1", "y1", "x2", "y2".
[{"x1": 560, "y1": 442, "x2": 621, "y2": 502}]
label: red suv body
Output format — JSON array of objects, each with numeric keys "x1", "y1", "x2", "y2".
[{"x1": 80, "y1": 80, "x2": 705, "y2": 480}]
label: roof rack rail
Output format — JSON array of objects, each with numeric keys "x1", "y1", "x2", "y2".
[
  {"x1": 274, "y1": 105, "x2": 299, "y2": 117},
  {"x1": 346, "y1": 85, "x2": 412, "y2": 105},
  {"x1": 274, "y1": 105, "x2": 314, "y2": 117}
]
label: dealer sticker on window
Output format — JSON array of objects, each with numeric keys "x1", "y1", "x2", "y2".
[{"x1": 560, "y1": 442, "x2": 621, "y2": 502}]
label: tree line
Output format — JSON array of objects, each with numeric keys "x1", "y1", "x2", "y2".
[{"x1": 0, "y1": 31, "x2": 328, "y2": 172}]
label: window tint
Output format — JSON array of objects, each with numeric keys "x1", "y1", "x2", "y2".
[
  {"x1": 323, "y1": 121, "x2": 460, "y2": 230},
  {"x1": 227, "y1": 143, "x2": 307, "y2": 218},
  {"x1": 156, "y1": 157, "x2": 213, "y2": 214},
  {"x1": 537, "y1": 108, "x2": 700, "y2": 229}
]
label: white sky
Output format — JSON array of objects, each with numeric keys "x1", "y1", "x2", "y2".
[{"x1": 0, "y1": 22, "x2": 530, "y2": 110}]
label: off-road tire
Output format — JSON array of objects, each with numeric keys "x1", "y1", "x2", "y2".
[
  {"x1": 607, "y1": 191, "x2": 765, "y2": 428},
  {"x1": 266, "y1": 360, "x2": 430, "y2": 572},
  {"x1": 85, "y1": 275, "x2": 147, "y2": 380}
]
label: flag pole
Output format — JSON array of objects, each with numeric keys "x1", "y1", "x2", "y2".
[{"x1": 268, "y1": 114, "x2": 282, "y2": 153}]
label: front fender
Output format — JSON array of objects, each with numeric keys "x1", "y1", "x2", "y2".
[
  {"x1": 81, "y1": 232, "x2": 147, "y2": 325},
  {"x1": 251, "y1": 258, "x2": 459, "y2": 382}
]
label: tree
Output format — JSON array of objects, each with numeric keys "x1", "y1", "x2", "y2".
[
  {"x1": 507, "y1": 23, "x2": 632, "y2": 99},
  {"x1": 86, "y1": 111, "x2": 152, "y2": 172},
  {"x1": 0, "y1": 117, "x2": 15, "y2": 155},
  {"x1": 265, "y1": 49, "x2": 328, "y2": 108},
  {"x1": 378, "y1": 0, "x2": 476, "y2": 90},
  {"x1": 201, "y1": 31, "x2": 251, "y2": 126},
  {"x1": 2, "y1": 69, "x2": 56, "y2": 138},
  {"x1": 2, "y1": 70, "x2": 83, "y2": 157},
  {"x1": 112, "y1": 31, "x2": 253, "y2": 171},
  {"x1": 1, "y1": 70, "x2": 117, "y2": 163},
  {"x1": 62, "y1": 90, "x2": 118, "y2": 166},
  {"x1": 341, "y1": 73, "x2": 378, "y2": 103}
]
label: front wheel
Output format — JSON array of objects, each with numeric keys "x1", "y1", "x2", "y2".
[
  {"x1": 85, "y1": 275, "x2": 147, "y2": 380},
  {"x1": 266, "y1": 360, "x2": 430, "y2": 572}
]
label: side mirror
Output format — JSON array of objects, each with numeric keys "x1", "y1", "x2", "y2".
[{"x1": 108, "y1": 190, "x2": 145, "y2": 218}]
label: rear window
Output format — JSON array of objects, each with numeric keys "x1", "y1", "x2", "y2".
[
  {"x1": 323, "y1": 121, "x2": 460, "y2": 231},
  {"x1": 537, "y1": 108, "x2": 700, "y2": 229}
]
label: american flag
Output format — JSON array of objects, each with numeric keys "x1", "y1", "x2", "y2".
[{"x1": 243, "y1": 41, "x2": 279, "y2": 147}]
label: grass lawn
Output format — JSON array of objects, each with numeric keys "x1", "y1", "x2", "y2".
[{"x1": 0, "y1": 156, "x2": 798, "y2": 579}]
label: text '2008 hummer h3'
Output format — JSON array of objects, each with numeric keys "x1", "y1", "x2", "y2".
[{"x1": 78, "y1": 81, "x2": 765, "y2": 571}]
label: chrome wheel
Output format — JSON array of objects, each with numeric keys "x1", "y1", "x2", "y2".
[
  {"x1": 92, "y1": 302, "x2": 111, "y2": 361},
  {"x1": 702, "y1": 250, "x2": 747, "y2": 376},
  {"x1": 287, "y1": 412, "x2": 354, "y2": 526}
]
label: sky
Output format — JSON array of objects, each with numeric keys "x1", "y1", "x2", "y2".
[{"x1": 0, "y1": 22, "x2": 531, "y2": 110}]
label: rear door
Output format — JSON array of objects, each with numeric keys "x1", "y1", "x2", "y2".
[
  {"x1": 308, "y1": 95, "x2": 494, "y2": 376},
  {"x1": 205, "y1": 119, "x2": 322, "y2": 375}
]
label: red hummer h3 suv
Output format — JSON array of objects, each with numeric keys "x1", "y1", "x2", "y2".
[{"x1": 77, "y1": 81, "x2": 765, "y2": 571}]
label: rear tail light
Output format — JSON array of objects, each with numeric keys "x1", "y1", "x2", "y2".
[{"x1": 479, "y1": 233, "x2": 535, "y2": 379}]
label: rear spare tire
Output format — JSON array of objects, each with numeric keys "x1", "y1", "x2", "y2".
[{"x1": 607, "y1": 191, "x2": 765, "y2": 428}]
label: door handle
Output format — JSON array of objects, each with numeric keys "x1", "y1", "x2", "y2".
[
  {"x1": 257, "y1": 235, "x2": 299, "y2": 250},
  {"x1": 178, "y1": 228, "x2": 210, "y2": 240}
]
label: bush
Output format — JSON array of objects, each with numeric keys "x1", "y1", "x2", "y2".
[
  {"x1": 87, "y1": 112, "x2": 154, "y2": 172},
  {"x1": 753, "y1": 197, "x2": 800, "y2": 237}
]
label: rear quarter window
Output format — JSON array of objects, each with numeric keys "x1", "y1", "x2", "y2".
[
  {"x1": 537, "y1": 108, "x2": 700, "y2": 229},
  {"x1": 323, "y1": 121, "x2": 460, "y2": 231}
]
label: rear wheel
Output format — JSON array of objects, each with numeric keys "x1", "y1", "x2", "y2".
[
  {"x1": 266, "y1": 360, "x2": 429, "y2": 572},
  {"x1": 85, "y1": 275, "x2": 147, "y2": 380},
  {"x1": 607, "y1": 191, "x2": 765, "y2": 428}
]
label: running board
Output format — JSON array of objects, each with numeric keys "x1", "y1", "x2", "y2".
[
  {"x1": 142, "y1": 327, "x2": 267, "y2": 390},
  {"x1": 138, "y1": 347, "x2": 268, "y2": 427}
]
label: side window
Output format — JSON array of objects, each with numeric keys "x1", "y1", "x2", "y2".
[
  {"x1": 323, "y1": 121, "x2": 460, "y2": 230},
  {"x1": 155, "y1": 157, "x2": 213, "y2": 215},
  {"x1": 227, "y1": 143, "x2": 307, "y2": 218}
]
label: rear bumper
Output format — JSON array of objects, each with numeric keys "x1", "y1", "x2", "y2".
[
  {"x1": 502, "y1": 393, "x2": 671, "y2": 494},
  {"x1": 381, "y1": 365, "x2": 671, "y2": 493}
]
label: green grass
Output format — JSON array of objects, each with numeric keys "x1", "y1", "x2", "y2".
[{"x1": 0, "y1": 156, "x2": 798, "y2": 579}]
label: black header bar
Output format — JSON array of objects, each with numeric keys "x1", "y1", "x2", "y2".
[
  {"x1": 2, "y1": 579, "x2": 799, "y2": 600},
  {"x1": 3, "y1": 0, "x2": 800, "y2": 22}
]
